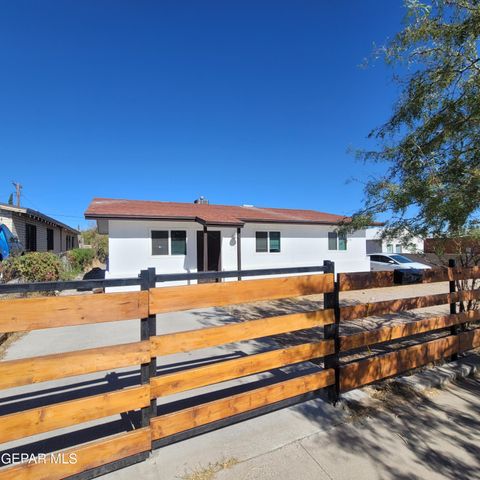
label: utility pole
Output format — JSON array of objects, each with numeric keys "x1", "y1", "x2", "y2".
[{"x1": 12, "y1": 182, "x2": 22, "y2": 207}]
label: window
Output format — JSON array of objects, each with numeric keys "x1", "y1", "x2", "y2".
[
  {"x1": 152, "y1": 231, "x2": 169, "y2": 255},
  {"x1": 65, "y1": 235, "x2": 75, "y2": 251},
  {"x1": 269, "y1": 232, "x2": 281, "y2": 253},
  {"x1": 47, "y1": 228, "x2": 54, "y2": 251},
  {"x1": 328, "y1": 232, "x2": 347, "y2": 251},
  {"x1": 328, "y1": 232, "x2": 337, "y2": 250},
  {"x1": 171, "y1": 230, "x2": 187, "y2": 255},
  {"x1": 256, "y1": 232, "x2": 281, "y2": 253},
  {"x1": 151, "y1": 230, "x2": 187, "y2": 256},
  {"x1": 386, "y1": 244, "x2": 393, "y2": 253},
  {"x1": 26, "y1": 224, "x2": 37, "y2": 251},
  {"x1": 390, "y1": 254, "x2": 412, "y2": 264},
  {"x1": 371, "y1": 255, "x2": 392, "y2": 264},
  {"x1": 395, "y1": 244, "x2": 402, "y2": 253},
  {"x1": 255, "y1": 232, "x2": 268, "y2": 252}
]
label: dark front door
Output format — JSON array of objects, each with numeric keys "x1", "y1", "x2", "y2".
[{"x1": 197, "y1": 230, "x2": 221, "y2": 276}]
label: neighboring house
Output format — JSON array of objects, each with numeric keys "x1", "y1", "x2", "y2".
[
  {"x1": 365, "y1": 227, "x2": 424, "y2": 255},
  {"x1": 85, "y1": 197, "x2": 374, "y2": 284},
  {"x1": 0, "y1": 203, "x2": 79, "y2": 255}
]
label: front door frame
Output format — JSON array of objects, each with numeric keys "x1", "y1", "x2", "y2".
[{"x1": 196, "y1": 229, "x2": 222, "y2": 280}]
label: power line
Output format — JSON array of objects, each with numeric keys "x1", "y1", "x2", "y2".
[{"x1": 42, "y1": 213, "x2": 86, "y2": 219}]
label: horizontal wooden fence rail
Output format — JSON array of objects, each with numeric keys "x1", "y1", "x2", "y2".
[
  {"x1": 151, "y1": 341, "x2": 334, "y2": 398},
  {"x1": 340, "y1": 327, "x2": 480, "y2": 392},
  {"x1": 340, "y1": 335, "x2": 458, "y2": 392},
  {"x1": 340, "y1": 310, "x2": 480, "y2": 352},
  {"x1": 150, "y1": 310, "x2": 333, "y2": 356},
  {"x1": 338, "y1": 266, "x2": 480, "y2": 292},
  {"x1": 149, "y1": 273, "x2": 334, "y2": 313},
  {"x1": 0, "y1": 385, "x2": 150, "y2": 444},
  {"x1": 340, "y1": 289, "x2": 480, "y2": 322},
  {"x1": 0, "y1": 341, "x2": 151, "y2": 390},
  {"x1": 150, "y1": 370, "x2": 334, "y2": 440},
  {"x1": 0, "y1": 428, "x2": 152, "y2": 480},
  {"x1": 0, "y1": 291, "x2": 149, "y2": 332}
]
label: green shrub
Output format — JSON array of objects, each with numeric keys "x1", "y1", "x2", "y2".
[
  {"x1": 95, "y1": 235, "x2": 108, "y2": 263},
  {"x1": 81, "y1": 228, "x2": 108, "y2": 263},
  {"x1": 1, "y1": 252, "x2": 64, "y2": 283},
  {"x1": 67, "y1": 248, "x2": 95, "y2": 272}
]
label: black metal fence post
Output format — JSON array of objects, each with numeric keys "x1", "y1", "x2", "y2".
[
  {"x1": 448, "y1": 259, "x2": 459, "y2": 361},
  {"x1": 139, "y1": 268, "x2": 157, "y2": 427},
  {"x1": 323, "y1": 260, "x2": 340, "y2": 404}
]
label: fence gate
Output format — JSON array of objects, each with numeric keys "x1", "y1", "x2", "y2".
[{"x1": 0, "y1": 265, "x2": 336, "y2": 480}]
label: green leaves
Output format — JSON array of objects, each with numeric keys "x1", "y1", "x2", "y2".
[{"x1": 354, "y1": 0, "x2": 480, "y2": 240}]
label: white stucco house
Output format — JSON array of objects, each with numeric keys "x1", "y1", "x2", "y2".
[
  {"x1": 85, "y1": 197, "x2": 375, "y2": 284},
  {"x1": 365, "y1": 227, "x2": 424, "y2": 255}
]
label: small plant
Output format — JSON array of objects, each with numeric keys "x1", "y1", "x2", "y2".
[
  {"x1": 81, "y1": 227, "x2": 108, "y2": 263},
  {"x1": 180, "y1": 458, "x2": 238, "y2": 480},
  {"x1": 1, "y1": 252, "x2": 63, "y2": 283},
  {"x1": 66, "y1": 248, "x2": 95, "y2": 272}
]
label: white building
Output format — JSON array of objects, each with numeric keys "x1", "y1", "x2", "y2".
[
  {"x1": 85, "y1": 197, "x2": 373, "y2": 283},
  {"x1": 365, "y1": 227, "x2": 424, "y2": 254}
]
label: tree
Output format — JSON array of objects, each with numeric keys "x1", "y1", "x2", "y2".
[
  {"x1": 349, "y1": 0, "x2": 480, "y2": 248},
  {"x1": 7, "y1": 193, "x2": 13, "y2": 205}
]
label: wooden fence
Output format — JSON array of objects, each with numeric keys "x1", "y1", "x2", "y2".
[{"x1": 0, "y1": 263, "x2": 479, "y2": 480}]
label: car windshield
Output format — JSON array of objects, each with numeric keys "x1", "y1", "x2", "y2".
[{"x1": 389, "y1": 254, "x2": 412, "y2": 264}]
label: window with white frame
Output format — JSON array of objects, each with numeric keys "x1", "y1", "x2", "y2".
[
  {"x1": 328, "y1": 232, "x2": 347, "y2": 251},
  {"x1": 386, "y1": 243, "x2": 393, "y2": 253},
  {"x1": 255, "y1": 231, "x2": 281, "y2": 253},
  {"x1": 151, "y1": 230, "x2": 187, "y2": 256},
  {"x1": 395, "y1": 244, "x2": 402, "y2": 253}
]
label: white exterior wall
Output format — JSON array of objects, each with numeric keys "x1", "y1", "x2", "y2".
[
  {"x1": 366, "y1": 227, "x2": 424, "y2": 254},
  {"x1": 106, "y1": 220, "x2": 370, "y2": 287},
  {"x1": 0, "y1": 209, "x2": 14, "y2": 233},
  {"x1": 237, "y1": 223, "x2": 368, "y2": 274},
  {"x1": 107, "y1": 220, "x2": 199, "y2": 287}
]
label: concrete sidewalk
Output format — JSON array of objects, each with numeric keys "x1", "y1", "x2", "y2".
[{"x1": 104, "y1": 376, "x2": 480, "y2": 480}]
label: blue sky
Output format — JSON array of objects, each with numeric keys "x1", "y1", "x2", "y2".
[{"x1": 0, "y1": 1, "x2": 405, "y2": 229}]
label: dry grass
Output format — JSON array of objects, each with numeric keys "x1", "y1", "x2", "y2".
[
  {"x1": 179, "y1": 458, "x2": 238, "y2": 480},
  {"x1": 344, "y1": 378, "x2": 442, "y2": 424}
]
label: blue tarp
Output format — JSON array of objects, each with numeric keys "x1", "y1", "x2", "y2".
[{"x1": 0, "y1": 225, "x2": 9, "y2": 259}]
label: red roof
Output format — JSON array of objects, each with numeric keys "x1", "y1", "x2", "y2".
[{"x1": 85, "y1": 198, "x2": 350, "y2": 226}]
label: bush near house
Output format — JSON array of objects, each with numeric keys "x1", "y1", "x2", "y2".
[
  {"x1": 81, "y1": 227, "x2": 108, "y2": 263},
  {"x1": 66, "y1": 248, "x2": 95, "y2": 272},
  {"x1": 0, "y1": 248, "x2": 97, "y2": 284},
  {"x1": 0, "y1": 252, "x2": 64, "y2": 283}
]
